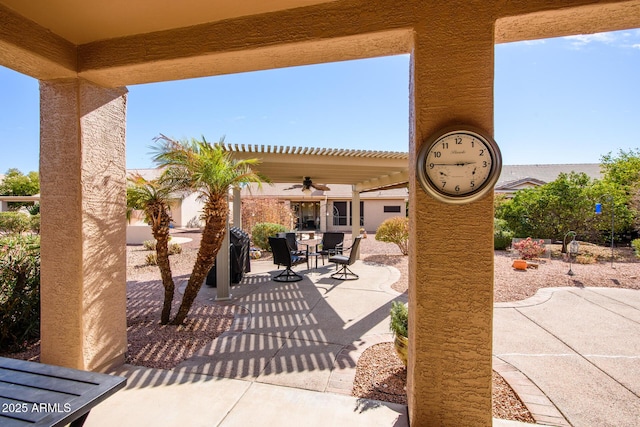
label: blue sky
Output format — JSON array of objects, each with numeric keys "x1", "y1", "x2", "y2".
[{"x1": 1, "y1": 29, "x2": 639, "y2": 174}]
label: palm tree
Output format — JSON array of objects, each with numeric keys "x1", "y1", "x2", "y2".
[
  {"x1": 126, "y1": 173, "x2": 179, "y2": 324},
  {"x1": 153, "y1": 134, "x2": 264, "y2": 325}
]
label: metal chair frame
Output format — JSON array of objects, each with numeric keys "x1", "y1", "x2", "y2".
[
  {"x1": 329, "y1": 236, "x2": 362, "y2": 280},
  {"x1": 269, "y1": 236, "x2": 307, "y2": 282}
]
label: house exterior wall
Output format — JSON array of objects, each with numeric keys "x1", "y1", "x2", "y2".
[
  {"x1": 362, "y1": 199, "x2": 406, "y2": 233},
  {"x1": 174, "y1": 192, "x2": 204, "y2": 228}
]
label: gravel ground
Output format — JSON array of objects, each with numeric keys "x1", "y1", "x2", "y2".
[{"x1": 4, "y1": 230, "x2": 638, "y2": 423}]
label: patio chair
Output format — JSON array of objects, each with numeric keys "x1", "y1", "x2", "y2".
[
  {"x1": 277, "y1": 232, "x2": 309, "y2": 264},
  {"x1": 329, "y1": 236, "x2": 362, "y2": 280},
  {"x1": 317, "y1": 232, "x2": 344, "y2": 266},
  {"x1": 269, "y1": 236, "x2": 308, "y2": 282}
]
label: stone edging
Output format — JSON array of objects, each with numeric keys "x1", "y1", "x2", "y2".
[
  {"x1": 493, "y1": 356, "x2": 571, "y2": 427},
  {"x1": 327, "y1": 333, "x2": 395, "y2": 395}
]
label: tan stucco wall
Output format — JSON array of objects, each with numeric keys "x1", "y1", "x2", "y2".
[
  {"x1": 362, "y1": 199, "x2": 405, "y2": 233},
  {"x1": 40, "y1": 79, "x2": 128, "y2": 371},
  {"x1": 407, "y1": 5, "x2": 496, "y2": 423}
]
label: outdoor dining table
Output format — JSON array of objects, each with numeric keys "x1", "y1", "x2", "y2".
[{"x1": 0, "y1": 356, "x2": 126, "y2": 426}]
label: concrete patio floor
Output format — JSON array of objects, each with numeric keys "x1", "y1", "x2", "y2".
[
  {"x1": 87, "y1": 259, "x2": 413, "y2": 426},
  {"x1": 84, "y1": 257, "x2": 640, "y2": 426}
]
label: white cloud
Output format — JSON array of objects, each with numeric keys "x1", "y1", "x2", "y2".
[
  {"x1": 523, "y1": 39, "x2": 546, "y2": 46},
  {"x1": 564, "y1": 32, "x2": 617, "y2": 48},
  {"x1": 632, "y1": 44, "x2": 640, "y2": 49},
  {"x1": 564, "y1": 30, "x2": 640, "y2": 49}
]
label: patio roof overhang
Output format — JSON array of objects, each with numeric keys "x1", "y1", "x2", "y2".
[{"x1": 218, "y1": 143, "x2": 409, "y2": 192}]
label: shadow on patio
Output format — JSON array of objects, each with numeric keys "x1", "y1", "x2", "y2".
[{"x1": 122, "y1": 259, "x2": 406, "y2": 393}]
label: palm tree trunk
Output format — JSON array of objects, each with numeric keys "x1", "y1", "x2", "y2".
[
  {"x1": 150, "y1": 206, "x2": 175, "y2": 325},
  {"x1": 171, "y1": 195, "x2": 228, "y2": 325}
]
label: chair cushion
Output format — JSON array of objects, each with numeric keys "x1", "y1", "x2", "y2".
[{"x1": 328, "y1": 254, "x2": 349, "y2": 264}]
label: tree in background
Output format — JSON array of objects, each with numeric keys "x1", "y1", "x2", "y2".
[
  {"x1": 497, "y1": 171, "x2": 635, "y2": 245},
  {"x1": 153, "y1": 135, "x2": 264, "y2": 325},
  {"x1": 600, "y1": 149, "x2": 640, "y2": 235},
  {"x1": 0, "y1": 169, "x2": 39, "y2": 211},
  {"x1": 600, "y1": 149, "x2": 640, "y2": 192},
  {"x1": 126, "y1": 173, "x2": 180, "y2": 324},
  {"x1": 497, "y1": 173, "x2": 595, "y2": 241},
  {"x1": 241, "y1": 198, "x2": 294, "y2": 234}
]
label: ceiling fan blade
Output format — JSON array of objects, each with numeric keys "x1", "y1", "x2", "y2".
[
  {"x1": 284, "y1": 184, "x2": 303, "y2": 190},
  {"x1": 312, "y1": 183, "x2": 331, "y2": 191}
]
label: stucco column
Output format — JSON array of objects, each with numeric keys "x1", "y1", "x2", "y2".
[
  {"x1": 407, "y1": 15, "x2": 496, "y2": 426},
  {"x1": 39, "y1": 79, "x2": 128, "y2": 372},
  {"x1": 232, "y1": 186, "x2": 241, "y2": 228},
  {"x1": 216, "y1": 194, "x2": 231, "y2": 300},
  {"x1": 351, "y1": 187, "x2": 361, "y2": 259},
  {"x1": 320, "y1": 198, "x2": 328, "y2": 232}
]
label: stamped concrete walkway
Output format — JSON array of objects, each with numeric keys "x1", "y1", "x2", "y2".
[{"x1": 494, "y1": 287, "x2": 640, "y2": 427}]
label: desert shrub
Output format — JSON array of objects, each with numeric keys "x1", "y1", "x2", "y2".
[
  {"x1": 143, "y1": 239, "x2": 156, "y2": 250},
  {"x1": 0, "y1": 212, "x2": 31, "y2": 234},
  {"x1": 513, "y1": 237, "x2": 546, "y2": 260},
  {"x1": 632, "y1": 239, "x2": 640, "y2": 258},
  {"x1": 375, "y1": 216, "x2": 409, "y2": 255},
  {"x1": 575, "y1": 253, "x2": 598, "y2": 264},
  {"x1": 252, "y1": 222, "x2": 286, "y2": 250},
  {"x1": 494, "y1": 218, "x2": 513, "y2": 250},
  {"x1": 29, "y1": 214, "x2": 40, "y2": 234},
  {"x1": 26, "y1": 203, "x2": 40, "y2": 215},
  {"x1": 143, "y1": 241, "x2": 181, "y2": 257},
  {"x1": 145, "y1": 252, "x2": 158, "y2": 265},
  {"x1": 0, "y1": 234, "x2": 40, "y2": 351}
]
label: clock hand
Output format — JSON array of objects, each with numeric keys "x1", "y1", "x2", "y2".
[{"x1": 431, "y1": 162, "x2": 477, "y2": 166}]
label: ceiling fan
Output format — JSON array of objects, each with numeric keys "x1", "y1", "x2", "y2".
[{"x1": 284, "y1": 177, "x2": 331, "y2": 193}]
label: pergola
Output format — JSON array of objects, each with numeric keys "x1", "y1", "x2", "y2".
[
  {"x1": 218, "y1": 143, "x2": 408, "y2": 192},
  {"x1": 2, "y1": 1, "x2": 639, "y2": 425},
  {"x1": 213, "y1": 143, "x2": 408, "y2": 299}
]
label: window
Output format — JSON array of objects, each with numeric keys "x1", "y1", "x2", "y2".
[
  {"x1": 333, "y1": 202, "x2": 347, "y2": 226},
  {"x1": 384, "y1": 205, "x2": 401, "y2": 213}
]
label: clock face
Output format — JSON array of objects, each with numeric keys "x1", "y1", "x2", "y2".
[{"x1": 417, "y1": 127, "x2": 502, "y2": 204}]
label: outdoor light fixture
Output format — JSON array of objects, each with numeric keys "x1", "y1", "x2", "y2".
[
  {"x1": 564, "y1": 231, "x2": 579, "y2": 276},
  {"x1": 595, "y1": 195, "x2": 615, "y2": 268},
  {"x1": 302, "y1": 187, "x2": 312, "y2": 196}
]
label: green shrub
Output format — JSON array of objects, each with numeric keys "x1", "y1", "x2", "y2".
[
  {"x1": 389, "y1": 301, "x2": 408, "y2": 338},
  {"x1": 252, "y1": 222, "x2": 286, "y2": 250},
  {"x1": 26, "y1": 203, "x2": 40, "y2": 215},
  {"x1": 494, "y1": 218, "x2": 513, "y2": 250},
  {"x1": 29, "y1": 214, "x2": 40, "y2": 234},
  {"x1": 0, "y1": 212, "x2": 31, "y2": 234},
  {"x1": 0, "y1": 234, "x2": 40, "y2": 351},
  {"x1": 375, "y1": 216, "x2": 409, "y2": 255},
  {"x1": 632, "y1": 239, "x2": 640, "y2": 258}
]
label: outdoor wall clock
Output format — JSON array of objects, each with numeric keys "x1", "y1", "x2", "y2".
[{"x1": 416, "y1": 126, "x2": 502, "y2": 204}]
